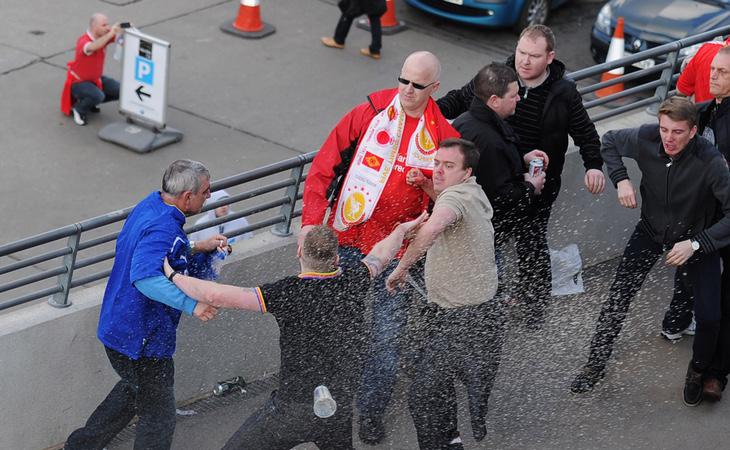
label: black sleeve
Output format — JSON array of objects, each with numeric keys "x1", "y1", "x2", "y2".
[
  {"x1": 436, "y1": 77, "x2": 476, "y2": 120},
  {"x1": 476, "y1": 138, "x2": 535, "y2": 214},
  {"x1": 258, "y1": 277, "x2": 298, "y2": 318},
  {"x1": 695, "y1": 157, "x2": 730, "y2": 252},
  {"x1": 601, "y1": 127, "x2": 641, "y2": 187},
  {"x1": 566, "y1": 85, "x2": 603, "y2": 171}
]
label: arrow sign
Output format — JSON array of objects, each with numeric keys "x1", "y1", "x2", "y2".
[{"x1": 135, "y1": 85, "x2": 151, "y2": 102}]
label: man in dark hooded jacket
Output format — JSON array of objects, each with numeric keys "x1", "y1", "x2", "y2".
[{"x1": 437, "y1": 25, "x2": 604, "y2": 328}]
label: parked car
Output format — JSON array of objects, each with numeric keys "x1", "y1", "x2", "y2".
[
  {"x1": 404, "y1": 0, "x2": 571, "y2": 31},
  {"x1": 590, "y1": 0, "x2": 730, "y2": 69}
]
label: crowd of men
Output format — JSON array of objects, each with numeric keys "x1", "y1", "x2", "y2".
[{"x1": 61, "y1": 13, "x2": 730, "y2": 450}]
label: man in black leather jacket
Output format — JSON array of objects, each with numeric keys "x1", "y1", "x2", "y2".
[{"x1": 571, "y1": 97, "x2": 730, "y2": 408}]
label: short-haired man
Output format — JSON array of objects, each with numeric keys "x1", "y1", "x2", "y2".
[
  {"x1": 437, "y1": 24, "x2": 604, "y2": 328},
  {"x1": 677, "y1": 38, "x2": 730, "y2": 103},
  {"x1": 571, "y1": 97, "x2": 730, "y2": 408},
  {"x1": 162, "y1": 216, "x2": 428, "y2": 450},
  {"x1": 387, "y1": 138, "x2": 500, "y2": 450},
  {"x1": 300, "y1": 51, "x2": 459, "y2": 443},
  {"x1": 61, "y1": 13, "x2": 122, "y2": 126},
  {"x1": 664, "y1": 46, "x2": 730, "y2": 399},
  {"x1": 452, "y1": 62, "x2": 547, "y2": 251},
  {"x1": 64, "y1": 160, "x2": 226, "y2": 450}
]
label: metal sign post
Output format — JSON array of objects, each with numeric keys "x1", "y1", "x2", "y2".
[{"x1": 98, "y1": 28, "x2": 183, "y2": 153}]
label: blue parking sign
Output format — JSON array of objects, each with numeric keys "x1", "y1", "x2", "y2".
[{"x1": 135, "y1": 56, "x2": 154, "y2": 85}]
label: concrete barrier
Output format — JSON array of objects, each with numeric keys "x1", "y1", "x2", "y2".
[{"x1": 0, "y1": 109, "x2": 654, "y2": 450}]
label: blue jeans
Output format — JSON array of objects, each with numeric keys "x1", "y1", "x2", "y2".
[
  {"x1": 64, "y1": 346, "x2": 176, "y2": 450},
  {"x1": 71, "y1": 76, "x2": 119, "y2": 115},
  {"x1": 338, "y1": 246, "x2": 414, "y2": 420}
]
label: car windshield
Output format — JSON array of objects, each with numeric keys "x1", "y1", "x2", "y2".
[{"x1": 698, "y1": 0, "x2": 730, "y2": 7}]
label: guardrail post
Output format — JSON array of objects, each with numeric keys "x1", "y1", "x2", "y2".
[
  {"x1": 48, "y1": 228, "x2": 81, "y2": 308},
  {"x1": 647, "y1": 50, "x2": 680, "y2": 115},
  {"x1": 272, "y1": 161, "x2": 305, "y2": 237}
]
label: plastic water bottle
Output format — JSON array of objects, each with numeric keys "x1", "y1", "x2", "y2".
[
  {"x1": 113, "y1": 35, "x2": 124, "y2": 61},
  {"x1": 313, "y1": 385, "x2": 337, "y2": 418}
]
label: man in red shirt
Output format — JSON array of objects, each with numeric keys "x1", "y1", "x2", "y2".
[
  {"x1": 299, "y1": 50, "x2": 459, "y2": 445},
  {"x1": 61, "y1": 13, "x2": 121, "y2": 126},
  {"x1": 677, "y1": 38, "x2": 730, "y2": 103}
]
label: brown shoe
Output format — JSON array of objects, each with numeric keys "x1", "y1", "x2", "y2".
[
  {"x1": 321, "y1": 37, "x2": 344, "y2": 49},
  {"x1": 360, "y1": 48, "x2": 381, "y2": 60},
  {"x1": 703, "y1": 377, "x2": 723, "y2": 401}
]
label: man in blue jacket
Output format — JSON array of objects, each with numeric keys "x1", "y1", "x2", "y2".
[{"x1": 64, "y1": 160, "x2": 226, "y2": 450}]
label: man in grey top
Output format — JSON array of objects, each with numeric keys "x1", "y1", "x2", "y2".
[{"x1": 387, "y1": 138, "x2": 500, "y2": 450}]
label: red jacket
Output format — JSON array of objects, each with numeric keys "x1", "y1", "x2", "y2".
[
  {"x1": 60, "y1": 32, "x2": 110, "y2": 115},
  {"x1": 302, "y1": 88, "x2": 459, "y2": 254},
  {"x1": 677, "y1": 39, "x2": 730, "y2": 103}
]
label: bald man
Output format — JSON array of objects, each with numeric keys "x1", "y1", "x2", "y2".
[
  {"x1": 61, "y1": 13, "x2": 122, "y2": 126},
  {"x1": 300, "y1": 51, "x2": 459, "y2": 444}
]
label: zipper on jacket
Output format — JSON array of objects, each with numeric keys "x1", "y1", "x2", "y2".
[{"x1": 663, "y1": 158, "x2": 673, "y2": 242}]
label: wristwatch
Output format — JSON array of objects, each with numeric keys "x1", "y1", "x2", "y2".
[{"x1": 691, "y1": 240, "x2": 700, "y2": 252}]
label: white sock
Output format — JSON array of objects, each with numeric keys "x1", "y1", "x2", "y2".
[{"x1": 449, "y1": 436, "x2": 463, "y2": 444}]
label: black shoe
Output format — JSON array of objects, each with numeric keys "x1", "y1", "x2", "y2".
[
  {"x1": 90, "y1": 106, "x2": 101, "y2": 113},
  {"x1": 358, "y1": 416, "x2": 385, "y2": 445},
  {"x1": 683, "y1": 363, "x2": 703, "y2": 407},
  {"x1": 570, "y1": 366, "x2": 605, "y2": 394}
]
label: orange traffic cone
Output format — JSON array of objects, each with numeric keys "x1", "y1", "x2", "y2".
[
  {"x1": 357, "y1": 0, "x2": 407, "y2": 36},
  {"x1": 596, "y1": 17, "x2": 625, "y2": 98},
  {"x1": 221, "y1": 0, "x2": 276, "y2": 39}
]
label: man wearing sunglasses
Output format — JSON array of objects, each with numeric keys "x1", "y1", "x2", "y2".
[
  {"x1": 300, "y1": 51, "x2": 459, "y2": 445},
  {"x1": 437, "y1": 24, "x2": 604, "y2": 330}
]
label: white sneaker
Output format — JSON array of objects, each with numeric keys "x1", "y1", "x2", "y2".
[
  {"x1": 72, "y1": 108, "x2": 87, "y2": 126},
  {"x1": 661, "y1": 317, "x2": 696, "y2": 342}
]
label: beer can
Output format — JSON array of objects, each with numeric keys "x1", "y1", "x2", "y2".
[
  {"x1": 213, "y1": 376, "x2": 246, "y2": 396},
  {"x1": 529, "y1": 158, "x2": 543, "y2": 177}
]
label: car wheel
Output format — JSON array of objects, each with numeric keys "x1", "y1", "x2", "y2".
[{"x1": 514, "y1": 0, "x2": 551, "y2": 32}]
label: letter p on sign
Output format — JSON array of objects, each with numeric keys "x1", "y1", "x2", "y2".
[{"x1": 135, "y1": 56, "x2": 155, "y2": 85}]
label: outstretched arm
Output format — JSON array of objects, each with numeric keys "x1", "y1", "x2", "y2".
[
  {"x1": 163, "y1": 258, "x2": 264, "y2": 312},
  {"x1": 363, "y1": 211, "x2": 429, "y2": 278},
  {"x1": 386, "y1": 206, "x2": 457, "y2": 292}
]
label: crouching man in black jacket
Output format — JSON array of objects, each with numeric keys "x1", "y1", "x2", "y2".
[{"x1": 571, "y1": 96, "x2": 730, "y2": 407}]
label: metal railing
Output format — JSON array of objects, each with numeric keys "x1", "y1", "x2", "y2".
[{"x1": 3, "y1": 25, "x2": 730, "y2": 311}]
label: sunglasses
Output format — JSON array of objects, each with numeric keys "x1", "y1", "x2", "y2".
[{"x1": 397, "y1": 77, "x2": 437, "y2": 90}]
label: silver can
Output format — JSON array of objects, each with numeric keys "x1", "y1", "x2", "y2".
[
  {"x1": 213, "y1": 376, "x2": 246, "y2": 396},
  {"x1": 529, "y1": 158, "x2": 544, "y2": 177}
]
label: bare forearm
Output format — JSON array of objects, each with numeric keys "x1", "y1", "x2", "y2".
[
  {"x1": 396, "y1": 228, "x2": 437, "y2": 274},
  {"x1": 172, "y1": 273, "x2": 260, "y2": 311},
  {"x1": 365, "y1": 225, "x2": 407, "y2": 278}
]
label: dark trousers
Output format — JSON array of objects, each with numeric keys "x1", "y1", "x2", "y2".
[
  {"x1": 71, "y1": 76, "x2": 119, "y2": 115},
  {"x1": 222, "y1": 391, "x2": 354, "y2": 450},
  {"x1": 513, "y1": 183, "x2": 558, "y2": 325},
  {"x1": 64, "y1": 347, "x2": 176, "y2": 450},
  {"x1": 586, "y1": 224, "x2": 723, "y2": 374},
  {"x1": 663, "y1": 266, "x2": 695, "y2": 334},
  {"x1": 333, "y1": 14, "x2": 382, "y2": 54},
  {"x1": 408, "y1": 301, "x2": 504, "y2": 450}
]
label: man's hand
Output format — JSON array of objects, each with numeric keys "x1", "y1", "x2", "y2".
[
  {"x1": 406, "y1": 168, "x2": 428, "y2": 188},
  {"x1": 523, "y1": 150, "x2": 549, "y2": 170},
  {"x1": 398, "y1": 211, "x2": 429, "y2": 240},
  {"x1": 617, "y1": 180, "x2": 637, "y2": 209},
  {"x1": 298, "y1": 224, "x2": 315, "y2": 250},
  {"x1": 524, "y1": 172, "x2": 546, "y2": 195},
  {"x1": 196, "y1": 234, "x2": 228, "y2": 253},
  {"x1": 584, "y1": 169, "x2": 606, "y2": 195},
  {"x1": 193, "y1": 302, "x2": 218, "y2": 322},
  {"x1": 666, "y1": 240, "x2": 694, "y2": 266},
  {"x1": 386, "y1": 266, "x2": 408, "y2": 293},
  {"x1": 111, "y1": 23, "x2": 123, "y2": 37},
  {"x1": 163, "y1": 257, "x2": 174, "y2": 278}
]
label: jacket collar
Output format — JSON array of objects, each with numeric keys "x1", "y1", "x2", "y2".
[{"x1": 468, "y1": 97, "x2": 518, "y2": 143}]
